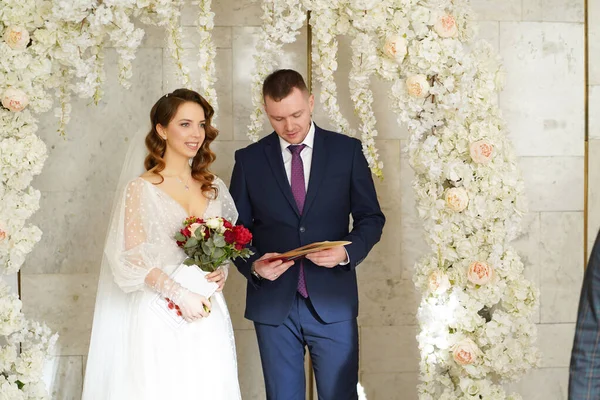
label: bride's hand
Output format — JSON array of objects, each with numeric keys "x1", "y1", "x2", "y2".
[
  {"x1": 206, "y1": 266, "x2": 228, "y2": 292},
  {"x1": 178, "y1": 291, "x2": 211, "y2": 322}
]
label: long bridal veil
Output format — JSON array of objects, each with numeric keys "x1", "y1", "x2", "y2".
[{"x1": 82, "y1": 128, "x2": 148, "y2": 399}]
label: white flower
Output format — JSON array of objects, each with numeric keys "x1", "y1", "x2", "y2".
[
  {"x1": 445, "y1": 187, "x2": 469, "y2": 212},
  {"x1": 383, "y1": 35, "x2": 407, "y2": 63},
  {"x1": 470, "y1": 140, "x2": 494, "y2": 164},
  {"x1": 452, "y1": 338, "x2": 480, "y2": 366},
  {"x1": 3, "y1": 26, "x2": 30, "y2": 50},
  {"x1": 406, "y1": 75, "x2": 430, "y2": 98},
  {"x1": 205, "y1": 217, "x2": 223, "y2": 231},
  {"x1": 434, "y1": 14, "x2": 458, "y2": 38},
  {"x1": 2, "y1": 88, "x2": 29, "y2": 112},
  {"x1": 468, "y1": 261, "x2": 494, "y2": 285}
]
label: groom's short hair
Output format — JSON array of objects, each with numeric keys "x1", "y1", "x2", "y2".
[{"x1": 262, "y1": 69, "x2": 309, "y2": 102}]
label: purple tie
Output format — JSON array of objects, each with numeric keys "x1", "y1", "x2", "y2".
[{"x1": 289, "y1": 144, "x2": 308, "y2": 298}]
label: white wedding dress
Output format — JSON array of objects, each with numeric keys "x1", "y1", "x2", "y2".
[{"x1": 82, "y1": 176, "x2": 241, "y2": 400}]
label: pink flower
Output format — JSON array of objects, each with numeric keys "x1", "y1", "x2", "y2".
[
  {"x1": 406, "y1": 75, "x2": 430, "y2": 98},
  {"x1": 188, "y1": 223, "x2": 203, "y2": 238},
  {"x1": 434, "y1": 15, "x2": 458, "y2": 38},
  {"x1": 383, "y1": 35, "x2": 407, "y2": 63},
  {"x1": 3, "y1": 26, "x2": 29, "y2": 50},
  {"x1": 2, "y1": 88, "x2": 29, "y2": 112},
  {"x1": 452, "y1": 338, "x2": 480, "y2": 366},
  {"x1": 467, "y1": 261, "x2": 494, "y2": 285},
  {"x1": 445, "y1": 187, "x2": 469, "y2": 212},
  {"x1": 470, "y1": 140, "x2": 494, "y2": 164},
  {"x1": 428, "y1": 271, "x2": 451, "y2": 294}
]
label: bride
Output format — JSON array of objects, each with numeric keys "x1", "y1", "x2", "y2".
[{"x1": 82, "y1": 89, "x2": 241, "y2": 399}]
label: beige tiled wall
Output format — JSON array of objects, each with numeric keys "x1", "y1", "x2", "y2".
[{"x1": 21, "y1": 0, "x2": 586, "y2": 398}]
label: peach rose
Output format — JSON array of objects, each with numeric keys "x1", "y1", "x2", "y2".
[
  {"x1": 452, "y1": 338, "x2": 480, "y2": 365},
  {"x1": 3, "y1": 26, "x2": 30, "y2": 50},
  {"x1": 428, "y1": 271, "x2": 451, "y2": 294},
  {"x1": 383, "y1": 35, "x2": 407, "y2": 63},
  {"x1": 445, "y1": 187, "x2": 469, "y2": 212},
  {"x1": 469, "y1": 140, "x2": 494, "y2": 164},
  {"x1": 1, "y1": 88, "x2": 29, "y2": 112},
  {"x1": 434, "y1": 15, "x2": 458, "y2": 38},
  {"x1": 406, "y1": 75, "x2": 430, "y2": 98},
  {"x1": 188, "y1": 223, "x2": 203, "y2": 238},
  {"x1": 468, "y1": 261, "x2": 494, "y2": 285}
]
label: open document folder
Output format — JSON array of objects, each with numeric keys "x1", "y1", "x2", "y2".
[{"x1": 263, "y1": 241, "x2": 352, "y2": 262}]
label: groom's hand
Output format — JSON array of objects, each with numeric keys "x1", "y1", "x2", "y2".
[
  {"x1": 253, "y1": 253, "x2": 295, "y2": 281},
  {"x1": 306, "y1": 246, "x2": 348, "y2": 268}
]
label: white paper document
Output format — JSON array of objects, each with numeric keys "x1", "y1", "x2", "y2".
[{"x1": 150, "y1": 263, "x2": 219, "y2": 330}]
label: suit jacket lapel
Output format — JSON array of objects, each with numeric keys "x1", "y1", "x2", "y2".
[
  {"x1": 303, "y1": 126, "x2": 327, "y2": 217},
  {"x1": 264, "y1": 132, "x2": 301, "y2": 217}
]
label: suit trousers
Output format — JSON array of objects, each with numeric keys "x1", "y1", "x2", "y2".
[{"x1": 254, "y1": 293, "x2": 359, "y2": 400}]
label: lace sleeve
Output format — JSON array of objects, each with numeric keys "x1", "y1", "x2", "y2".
[
  {"x1": 214, "y1": 176, "x2": 239, "y2": 224},
  {"x1": 106, "y1": 180, "x2": 189, "y2": 303},
  {"x1": 105, "y1": 179, "x2": 159, "y2": 293}
]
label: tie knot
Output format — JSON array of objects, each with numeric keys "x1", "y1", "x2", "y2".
[{"x1": 288, "y1": 144, "x2": 306, "y2": 155}]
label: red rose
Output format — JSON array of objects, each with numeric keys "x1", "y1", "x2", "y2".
[
  {"x1": 224, "y1": 229, "x2": 236, "y2": 244},
  {"x1": 196, "y1": 218, "x2": 204, "y2": 224},
  {"x1": 181, "y1": 228, "x2": 191, "y2": 238},
  {"x1": 235, "y1": 243, "x2": 243, "y2": 251},
  {"x1": 176, "y1": 240, "x2": 184, "y2": 247},
  {"x1": 232, "y1": 225, "x2": 252, "y2": 246},
  {"x1": 204, "y1": 227, "x2": 211, "y2": 239},
  {"x1": 223, "y1": 220, "x2": 233, "y2": 229}
]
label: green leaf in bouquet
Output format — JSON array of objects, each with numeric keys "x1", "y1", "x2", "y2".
[
  {"x1": 201, "y1": 241, "x2": 212, "y2": 254},
  {"x1": 183, "y1": 258, "x2": 196, "y2": 266},
  {"x1": 184, "y1": 237, "x2": 198, "y2": 248},
  {"x1": 174, "y1": 232, "x2": 186, "y2": 242},
  {"x1": 213, "y1": 235, "x2": 226, "y2": 248},
  {"x1": 193, "y1": 226, "x2": 204, "y2": 238},
  {"x1": 199, "y1": 263, "x2": 213, "y2": 273},
  {"x1": 213, "y1": 247, "x2": 225, "y2": 259}
]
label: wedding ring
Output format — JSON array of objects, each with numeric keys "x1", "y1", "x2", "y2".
[{"x1": 273, "y1": 273, "x2": 278, "y2": 279}]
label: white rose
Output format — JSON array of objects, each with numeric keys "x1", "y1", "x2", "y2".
[
  {"x1": 205, "y1": 217, "x2": 223, "y2": 231},
  {"x1": 470, "y1": 140, "x2": 494, "y2": 164},
  {"x1": 459, "y1": 378, "x2": 481, "y2": 396},
  {"x1": 188, "y1": 223, "x2": 203, "y2": 238},
  {"x1": 1, "y1": 88, "x2": 29, "y2": 112},
  {"x1": 383, "y1": 35, "x2": 407, "y2": 63},
  {"x1": 434, "y1": 15, "x2": 458, "y2": 38},
  {"x1": 452, "y1": 338, "x2": 480, "y2": 365},
  {"x1": 467, "y1": 261, "x2": 494, "y2": 285},
  {"x1": 406, "y1": 75, "x2": 430, "y2": 98},
  {"x1": 3, "y1": 26, "x2": 30, "y2": 50},
  {"x1": 445, "y1": 187, "x2": 469, "y2": 212},
  {"x1": 428, "y1": 271, "x2": 451, "y2": 294}
]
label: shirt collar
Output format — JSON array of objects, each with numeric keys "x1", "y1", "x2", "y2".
[{"x1": 279, "y1": 121, "x2": 315, "y2": 153}]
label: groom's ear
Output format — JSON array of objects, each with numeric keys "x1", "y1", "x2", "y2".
[{"x1": 308, "y1": 94, "x2": 314, "y2": 113}]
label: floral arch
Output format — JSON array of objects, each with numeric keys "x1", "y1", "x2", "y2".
[{"x1": 0, "y1": 0, "x2": 538, "y2": 398}]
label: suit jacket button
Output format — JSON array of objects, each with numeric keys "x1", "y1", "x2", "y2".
[{"x1": 299, "y1": 226, "x2": 306, "y2": 233}]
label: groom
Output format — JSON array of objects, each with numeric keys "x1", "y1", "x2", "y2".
[{"x1": 230, "y1": 69, "x2": 385, "y2": 399}]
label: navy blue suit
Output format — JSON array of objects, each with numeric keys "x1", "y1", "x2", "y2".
[{"x1": 230, "y1": 125, "x2": 385, "y2": 399}]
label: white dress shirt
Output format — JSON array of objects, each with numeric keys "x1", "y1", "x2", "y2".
[
  {"x1": 278, "y1": 121, "x2": 315, "y2": 190},
  {"x1": 278, "y1": 122, "x2": 349, "y2": 265}
]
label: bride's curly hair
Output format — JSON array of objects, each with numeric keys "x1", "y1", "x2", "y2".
[{"x1": 145, "y1": 88, "x2": 218, "y2": 198}]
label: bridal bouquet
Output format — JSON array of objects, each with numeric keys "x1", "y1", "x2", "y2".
[{"x1": 174, "y1": 216, "x2": 254, "y2": 272}]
